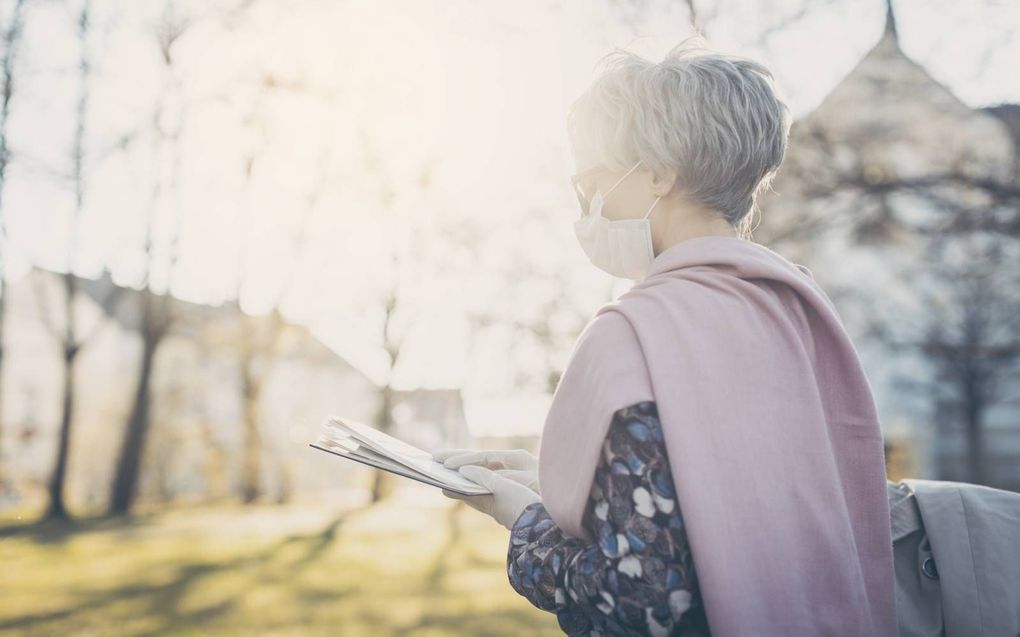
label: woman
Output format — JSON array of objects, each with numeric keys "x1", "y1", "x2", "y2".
[{"x1": 436, "y1": 36, "x2": 899, "y2": 636}]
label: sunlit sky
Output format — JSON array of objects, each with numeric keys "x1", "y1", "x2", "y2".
[{"x1": 3, "y1": 0, "x2": 1019, "y2": 435}]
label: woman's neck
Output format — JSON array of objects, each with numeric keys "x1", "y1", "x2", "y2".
[{"x1": 653, "y1": 202, "x2": 740, "y2": 256}]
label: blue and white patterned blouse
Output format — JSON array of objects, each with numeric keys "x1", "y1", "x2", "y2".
[{"x1": 507, "y1": 400, "x2": 711, "y2": 636}]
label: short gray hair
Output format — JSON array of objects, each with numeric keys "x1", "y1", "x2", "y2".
[{"x1": 567, "y1": 35, "x2": 792, "y2": 234}]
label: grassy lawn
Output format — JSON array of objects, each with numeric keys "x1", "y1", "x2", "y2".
[{"x1": 0, "y1": 490, "x2": 561, "y2": 636}]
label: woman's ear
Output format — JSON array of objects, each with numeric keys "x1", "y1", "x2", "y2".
[{"x1": 650, "y1": 168, "x2": 677, "y2": 197}]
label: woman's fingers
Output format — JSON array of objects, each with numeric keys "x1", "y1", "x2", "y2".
[
  {"x1": 441, "y1": 450, "x2": 495, "y2": 469},
  {"x1": 439, "y1": 449, "x2": 538, "y2": 471},
  {"x1": 432, "y1": 448, "x2": 475, "y2": 462},
  {"x1": 442, "y1": 472, "x2": 496, "y2": 519}
]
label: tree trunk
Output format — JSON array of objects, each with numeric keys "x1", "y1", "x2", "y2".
[
  {"x1": 0, "y1": 0, "x2": 27, "y2": 495},
  {"x1": 108, "y1": 330, "x2": 159, "y2": 516},
  {"x1": 0, "y1": 287, "x2": 6, "y2": 488},
  {"x1": 275, "y1": 458, "x2": 292, "y2": 505},
  {"x1": 238, "y1": 314, "x2": 265, "y2": 505},
  {"x1": 44, "y1": 344, "x2": 78, "y2": 520},
  {"x1": 240, "y1": 364, "x2": 263, "y2": 505},
  {"x1": 199, "y1": 418, "x2": 228, "y2": 502},
  {"x1": 962, "y1": 360, "x2": 987, "y2": 485},
  {"x1": 964, "y1": 382, "x2": 985, "y2": 485},
  {"x1": 965, "y1": 420, "x2": 984, "y2": 486},
  {"x1": 369, "y1": 386, "x2": 394, "y2": 503}
]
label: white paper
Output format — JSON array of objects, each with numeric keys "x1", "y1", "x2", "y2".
[{"x1": 312, "y1": 416, "x2": 492, "y2": 495}]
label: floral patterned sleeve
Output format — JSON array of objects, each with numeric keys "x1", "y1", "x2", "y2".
[{"x1": 507, "y1": 400, "x2": 710, "y2": 636}]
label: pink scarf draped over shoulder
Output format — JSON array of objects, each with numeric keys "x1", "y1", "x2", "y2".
[{"x1": 538, "y1": 235, "x2": 898, "y2": 636}]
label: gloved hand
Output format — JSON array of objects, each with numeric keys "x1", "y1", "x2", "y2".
[
  {"x1": 439, "y1": 464, "x2": 541, "y2": 531},
  {"x1": 433, "y1": 448, "x2": 540, "y2": 495}
]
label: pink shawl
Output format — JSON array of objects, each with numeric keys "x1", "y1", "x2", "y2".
[{"x1": 538, "y1": 235, "x2": 898, "y2": 636}]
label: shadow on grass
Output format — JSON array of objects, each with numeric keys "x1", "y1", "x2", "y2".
[
  {"x1": 2, "y1": 503, "x2": 555, "y2": 636},
  {"x1": 423, "y1": 499, "x2": 464, "y2": 590},
  {"x1": 412, "y1": 504, "x2": 556, "y2": 636},
  {"x1": 0, "y1": 508, "x2": 355, "y2": 636},
  {"x1": 391, "y1": 606, "x2": 550, "y2": 637},
  {"x1": 0, "y1": 511, "x2": 160, "y2": 544}
]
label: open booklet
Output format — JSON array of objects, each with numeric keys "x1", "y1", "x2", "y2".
[{"x1": 308, "y1": 416, "x2": 492, "y2": 496}]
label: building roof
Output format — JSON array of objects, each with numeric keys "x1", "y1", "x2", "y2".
[{"x1": 26, "y1": 265, "x2": 355, "y2": 370}]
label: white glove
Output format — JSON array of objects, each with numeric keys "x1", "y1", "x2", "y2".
[
  {"x1": 433, "y1": 448, "x2": 540, "y2": 495},
  {"x1": 439, "y1": 464, "x2": 541, "y2": 531}
]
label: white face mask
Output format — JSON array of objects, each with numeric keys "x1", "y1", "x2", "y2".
[{"x1": 573, "y1": 160, "x2": 662, "y2": 280}]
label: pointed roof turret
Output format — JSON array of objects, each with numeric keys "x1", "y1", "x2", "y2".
[{"x1": 884, "y1": 0, "x2": 898, "y2": 41}]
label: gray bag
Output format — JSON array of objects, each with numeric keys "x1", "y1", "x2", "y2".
[{"x1": 888, "y1": 478, "x2": 1020, "y2": 636}]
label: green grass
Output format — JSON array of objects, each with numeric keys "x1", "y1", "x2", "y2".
[{"x1": 0, "y1": 495, "x2": 561, "y2": 636}]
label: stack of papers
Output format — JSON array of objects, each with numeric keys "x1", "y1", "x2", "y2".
[{"x1": 309, "y1": 416, "x2": 492, "y2": 496}]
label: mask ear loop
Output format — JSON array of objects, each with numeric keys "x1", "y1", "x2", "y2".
[
  {"x1": 643, "y1": 195, "x2": 662, "y2": 220},
  {"x1": 604, "y1": 160, "x2": 643, "y2": 198}
]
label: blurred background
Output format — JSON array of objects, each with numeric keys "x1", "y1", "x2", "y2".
[{"x1": 0, "y1": 0, "x2": 1017, "y2": 634}]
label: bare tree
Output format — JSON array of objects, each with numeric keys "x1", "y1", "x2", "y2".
[
  {"x1": 108, "y1": 2, "x2": 191, "y2": 516},
  {"x1": 0, "y1": 0, "x2": 27, "y2": 491},
  {"x1": 233, "y1": 92, "x2": 268, "y2": 506},
  {"x1": 230, "y1": 75, "x2": 327, "y2": 505},
  {"x1": 768, "y1": 88, "x2": 1020, "y2": 488},
  {"x1": 265, "y1": 153, "x2": 330, "y2": 506},
  {"x1": 37, "y1": 0, "x2": 129, "y2": 520},
  {"x1": 855, "y1": 168, "x2": 1020, "y2": 486},
  {"x1": 752, "y1": 121, "x2": 858, "y2": 251},
  {"x1": 463, "y1": 227, "x2": 615, "y2": 399},
  {"x1": 196, "y1": 350, "x2": 229, "y2": 502},
  {"x1": 365, "y1": 245, "x2": 409, "y2": 502},
  {"x1": 606, "y1": 0, "x2": 844, "y2": 47},
  {"x1": 740, "y1": 0, "x2": 1020, "y2": 487},
  {"x1": 351, "y1": 132, "x2": 439, "y2": 504},
  {"x1": 919, "y1": 235, "x2": 1020, "y2": 486}
]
